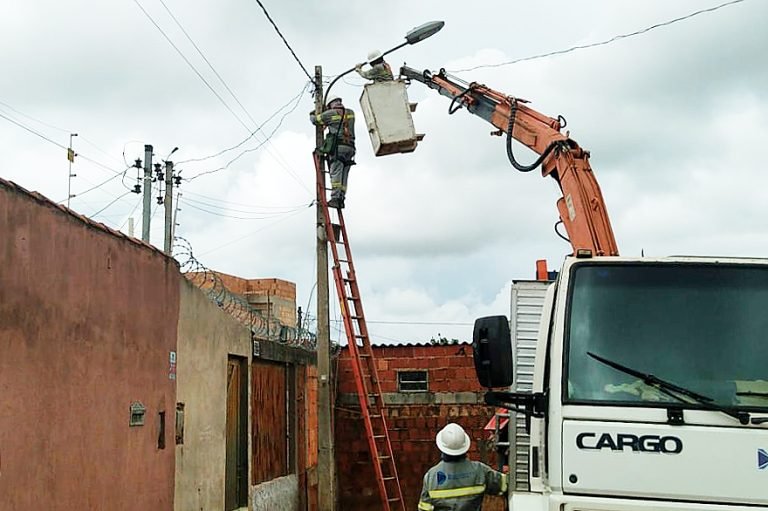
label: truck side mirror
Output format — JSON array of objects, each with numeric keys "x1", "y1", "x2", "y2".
[{"x1": 472, "y1": 316, "x2": 513, "y2": 388}]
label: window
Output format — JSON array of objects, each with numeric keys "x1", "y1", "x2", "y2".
[
  {"x1": 398, "y1": 370, "x2": 428, "y2": 392},
  {"x1": 565, "y1": 262, "x2": 768, "y2": 411}
]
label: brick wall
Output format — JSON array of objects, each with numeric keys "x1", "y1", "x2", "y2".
[
  {"x1": 334, "y1": 344, "x2": 504, "y2": 510},
  {"x1": 213, "y1": 273, "x2": 297, "y2": 327}
]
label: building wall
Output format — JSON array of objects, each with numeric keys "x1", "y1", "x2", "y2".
[
  {"x1": 174, "y1": 278, "x2": 252, "y2": 511},
  {"x1": 0, "y1": 180, "x2": 179, "y2": 510},
  {"x1": 335, "y1": 343, "x2": 502, "y2": 510}
]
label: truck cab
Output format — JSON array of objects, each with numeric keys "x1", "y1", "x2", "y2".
[{"x1": 475, "y1": 256, "x2": 768, "y2": 510}]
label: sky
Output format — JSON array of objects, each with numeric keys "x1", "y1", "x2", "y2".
[{"x1": 1, "y1": 0, "x2": 766, "y2": 345}]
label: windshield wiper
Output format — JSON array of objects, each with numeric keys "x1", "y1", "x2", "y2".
[
  {"x1": 587, "y1": 351, "x2": 751, "y2": 425},
  {"x1": 736, "y1": 391, "x2": 768, "y2": 398}
]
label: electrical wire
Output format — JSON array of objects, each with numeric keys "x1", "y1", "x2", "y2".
[
  {"x1": 131, "y1": 0, "x2": 252, "y2": 133},
  {"x1": 252, "y1": 0, "x2": 313, "y2": 81},
  {"x1": 449, "y1": 0, "x2": 748, "y2": 73},
  {"x1": 119, "y1": 195, "x2": 144, "y2": 230},
  {"x1": 134, "y1": 1, "x2": 310, "y2": 193},
  {"x1": 182, "y1": 195, "x2": 311, "y2": 213},
  {"x1": 0, "y1": 100, "x2": 70, "y2": 134},
  {"x1": 67, "y1": 173, "x2": 123, "y2": 201},
  {"x1": 183, "y1": 189, "x2": 311, "y2": 208},
  {"x1": 186, "y1": 85, "x2": 309, "y2": 182},
  {"x1": 91, "y1": 191, "x2": 133, "y2": 218},
  {"x1": 156, "y1": 0, "x2": 259, "y2": 129},
  {"x1": 0, "y1": 110, "x2": 67, "y2": 149},
  {"x1": 196, "y1": 204, "x2": 313, "y2": 256},
  {"x1": 0, "y1": 108, "x2": 130, "y2": 180},
  {"x1": 180, "y1": 199, "x2": 311, "y2": 220},
  {"x1": 178, "y1": 84, "x2": 308, "y2": 165}
]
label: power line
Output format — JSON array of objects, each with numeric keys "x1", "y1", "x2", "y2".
[
  {"x1": 196, "y1": 204, "x2": 312, "y2": 256},
  {"x1": 450, "y1": 0, "x2": 748, "y2": 73},
  {"x1": 0, "y1": 109, "x2": 128, "y2": 181},
  {"x1": 180, "y1": 198, "x2": 311, "y2": 220},
  {"x1": 252, "y1": 0, "x2": 312, "y2": 81},
  {"x1": 186, "y1": 84, "x2": 309, "y2": 182},
  {"x1": 182, "y1": 195, "x2": 311, "y2": 213},
  {"x1": 119, "y1": 195, "x2": 144, "y2": 230},
  {"x1": 178, "y1": 84, "x2": 309, "y2": 165},
  {"x1": 91, "y1": 191, "x2": 133, "y2": 218},
  {"x1": 131, "y1": 0, "x2": 252, "y2": 133},
  {"x1": 156, "y1": 0, "x2": 258, "y2": 128},
  {"x1": 0, "y1": 110, "x2": 67, "y2": 149},
  {"x1": 0, "y1": 100, "x2": 121, "y2": 166},
  {"x1": 66, "y1": 172, "x2": 124, "y2": 202}
]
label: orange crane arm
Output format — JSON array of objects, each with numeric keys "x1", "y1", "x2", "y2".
[{"x1": 401, "y1": 66, "x2": 619, "y2": 257}]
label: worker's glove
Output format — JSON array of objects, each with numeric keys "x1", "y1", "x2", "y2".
[{"x1": 355, "y1": 63, "x2": 363, "y2": 71}]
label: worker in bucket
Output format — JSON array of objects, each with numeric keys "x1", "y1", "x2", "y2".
[
  {"x1": 355, "y1": 49, "x2": 394, "y2": 82},
  {"x1": 418, "y1": 423, "x2": 508, "y2": 511},
  {"x1": 310, "y1": 95, "x2": 355, "y2": 209}
]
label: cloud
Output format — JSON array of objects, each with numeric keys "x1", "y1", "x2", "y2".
[{"x1": 2, "y1": 0, "x2": 766, "y2": 344}]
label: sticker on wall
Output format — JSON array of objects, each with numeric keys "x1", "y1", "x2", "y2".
[{"x1": 169, "y1": 350, "x2": 177, "y2": 380}]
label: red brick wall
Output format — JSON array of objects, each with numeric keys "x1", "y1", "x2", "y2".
[{"x1": 335, "y1": 344, "x2": 502, "y2": 510}]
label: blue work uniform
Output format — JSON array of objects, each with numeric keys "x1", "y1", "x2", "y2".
[{"x1": 418, "y1": 458, "x2": 507, "y2": 511}]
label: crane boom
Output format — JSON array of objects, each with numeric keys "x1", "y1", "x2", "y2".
[{"x1": 400, "y1": 66, "x2": 619, "y2": 256}]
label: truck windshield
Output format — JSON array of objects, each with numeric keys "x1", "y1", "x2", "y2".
[{"x1": 565, "y1": 263, "x2": 768, "y2": 411}]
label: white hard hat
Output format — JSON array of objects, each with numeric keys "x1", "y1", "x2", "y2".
[
  {"x1": 326, "y1": 95, "x2": 342, "y2": 106},
  {"x1": 435, "y1": 423, "x2": 470, "y2": 456},
  {"x1": 367, "y1": 49, "x2": 383, "y2": 62}
]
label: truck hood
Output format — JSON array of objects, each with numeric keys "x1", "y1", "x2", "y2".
[{"x1": 562, "y1": 420, "x2": 768, "y2": 505}]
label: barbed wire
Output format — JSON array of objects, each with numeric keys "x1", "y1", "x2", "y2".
[{"x1": 173, "y1": 236, "x2": 316, "y2": 351}]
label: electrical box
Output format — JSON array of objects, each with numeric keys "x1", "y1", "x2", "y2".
[{"x1": 359, "y1": 80, "x2": 423, "y2": 156}]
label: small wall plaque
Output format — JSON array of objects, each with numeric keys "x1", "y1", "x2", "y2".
[{"x1": 130, "y1": 401, "x2": 146, "y2": 427}]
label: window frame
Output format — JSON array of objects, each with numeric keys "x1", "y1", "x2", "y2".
[{"x1": 397, "y1": 369, "x2": 429, "y2": 393}]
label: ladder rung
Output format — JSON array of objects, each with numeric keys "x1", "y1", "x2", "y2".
[
  {"x1": 378, "y1": 455, "x2": 391, "y2": 460},
  {"x1": 374, "y1": 435, "x2": 386, "y2": 439},
  {"x1": 388, "y1": 498, "x2": 401, "y2": 502},
  {"x1": 347, "y1": 295, "x2": 359, "y2": 300},
  {"x1": 383, "y1": 476, "x2": 396, "y2": 481}
]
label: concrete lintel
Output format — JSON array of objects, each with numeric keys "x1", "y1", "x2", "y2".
[{"x1": 337, "y1": 391, "x2": 483, "y2": 406}]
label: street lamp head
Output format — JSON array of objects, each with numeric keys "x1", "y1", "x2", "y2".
[{"x1": 405, "y1": 21, "x2": 444, "y2": 45}]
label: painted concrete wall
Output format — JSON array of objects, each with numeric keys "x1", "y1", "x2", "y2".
[
  {"x1": 0, "y1": 180, "x2": 179, "y2": 510},
  {"x1": 175, "y1": 278, "x2": 252, "y2": 511},
  {"x1": 252, "y1": 474, "x2": 299, "y2": 511}
]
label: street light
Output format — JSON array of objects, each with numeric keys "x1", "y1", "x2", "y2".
[{"x1": 323, "y1": 20, "x2": 445, "y2": 107}]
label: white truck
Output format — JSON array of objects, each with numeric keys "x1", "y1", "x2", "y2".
[
  {"x1": 395, "y1": 66, "x2": 768, "y2": 509},
  {"x1": 475, "y1": 261, "x2": 768, "y2": 510}
]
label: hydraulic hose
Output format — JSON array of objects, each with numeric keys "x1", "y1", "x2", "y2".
[{"x1": 506, "y1": 100, "x2": 558, "y2": 173}]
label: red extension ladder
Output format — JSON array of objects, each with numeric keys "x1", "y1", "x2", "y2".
[{"x1": 313, "y1": 152, "x2": 405, "y2": 511}]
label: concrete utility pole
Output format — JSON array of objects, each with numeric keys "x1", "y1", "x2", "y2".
[
  {"x1": 66, "y1": 133, "x2": 78, "y2": 208},
  {"x1": 163, "y1": 160, "x2": 174, "y2": 255},
  {"x1": 142, "y1": 144, "x2": 153, "y2": 243},
  {"x1": 314, "y1": 65, "x2": 336, "y2": 511},
  {"x1": 171, "y1": 191, "x2": 181, "y2": 249}
]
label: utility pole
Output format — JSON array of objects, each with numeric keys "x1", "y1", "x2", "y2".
[
  {"x1": 142, "y1": 144, "x2": 153, "y2": 243},
  {"x1": 163, "y1": 160, "x2": 174, "y2": 255},
  {"x1": 314, "y1": 65, "x2": 336, "y2": 511},
  {"x1": 66, "y1": 133, "x2": 78, "y2": 208},
  {"x1": 171, "y1": 191, "x2": 182, "y2": 249}
]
